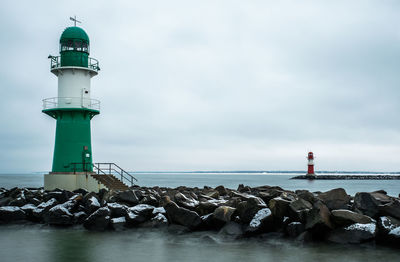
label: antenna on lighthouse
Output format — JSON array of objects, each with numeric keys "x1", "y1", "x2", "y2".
[{"x1": 70, "y1": 16, "x2": 81, "y2": 27}]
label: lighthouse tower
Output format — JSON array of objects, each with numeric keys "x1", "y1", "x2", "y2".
[
  {"x1": 42, "y1": 20, "x2": 103, "y2": 191},
  {"x1": 306, "y1": 152, "x2": 316, "y2": 177}
]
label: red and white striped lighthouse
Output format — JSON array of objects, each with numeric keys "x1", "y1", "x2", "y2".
[{"x1": 307, "y1": 152, "x2": 316, "y2": 177}]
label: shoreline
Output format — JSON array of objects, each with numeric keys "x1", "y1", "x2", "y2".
[{"x1": 1, "y1": 185, "x2": 400, "y2": 247}]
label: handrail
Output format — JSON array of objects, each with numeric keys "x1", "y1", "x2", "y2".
[
  {"x1": 94, "y1": 163, "x2": 138, "y2": 187},
  {"x1": 42, "y1": 97, "x2": 100, "y2": 111},
  {"x1": 49, "y1": 55, "x2": 100, "y2": 71}
]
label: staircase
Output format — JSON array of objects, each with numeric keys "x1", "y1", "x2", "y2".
[{"x1": 90, "y1": 174, "x2": 129, "y2": 191}]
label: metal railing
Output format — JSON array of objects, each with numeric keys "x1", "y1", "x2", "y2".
[
  {"x1": 94, "y1": 163, "x2": 138, "y2": 187},
  {"x1": 49, "y1": 55, "x2": 100, "y2": 71},
  {"x1": 42, "y1": 97, "x2": 100, "y2": 111}
]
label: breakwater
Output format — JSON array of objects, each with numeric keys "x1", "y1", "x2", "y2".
[
  {"x1": 0, "y1": 185, "x2": 399, "y2": 247},
  {"x1": 291, "y1": 175, "x2": 400, "y2": 180}
]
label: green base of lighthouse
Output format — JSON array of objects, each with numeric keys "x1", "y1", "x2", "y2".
[{"x1": 43, "y1": 108, "x2": 99, "y2": 173}]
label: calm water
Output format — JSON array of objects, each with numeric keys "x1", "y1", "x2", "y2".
[
  {"x1": 1, "y1": 172, "x2": 400, "y2": 261},
  {"x1": 1, "y1": 172, "x2": 399, "y2": 196}
]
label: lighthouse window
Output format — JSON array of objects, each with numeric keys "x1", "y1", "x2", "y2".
[{"x1": 74, "y1": 40, "x2": 82, "y2": 51}]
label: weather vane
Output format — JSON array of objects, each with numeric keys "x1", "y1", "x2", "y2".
[{"x1": 69, "y1": 15, "x2": 81, "y2": 27}]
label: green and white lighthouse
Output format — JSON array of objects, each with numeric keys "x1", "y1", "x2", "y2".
[{"x1": 43, "y1": 21, "x2": 103, "y2": 191}]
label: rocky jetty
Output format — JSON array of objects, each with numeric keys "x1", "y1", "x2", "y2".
[
  {"x1": 1, "y1": 185, "x2": 399, "y2": 247},
  {"x1": 292, "y1": 175, "x2": 400, "y2": 180}
]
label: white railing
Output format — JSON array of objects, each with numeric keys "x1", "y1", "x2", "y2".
[{"x1": 42, "y1": 97, "x2": 100, "y2": 111}]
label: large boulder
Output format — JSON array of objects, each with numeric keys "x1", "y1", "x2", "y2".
[
  {"x1": 110, "y1": 217, "x2": 126, "y2": 231},
  {"x1": 84, "y1": 193, "x2": 101, "y2": 214},
  {"x1": 215, "y1": 185, "x2": 228, "y2": 196},
  {"x1": 269, "y1": 197, "x2": 291, "y2": 220},
  {"x1": 331, "y1": 209, "x2": 374, "y2": 226},
  {"x1": 20, "y1": 204, "x2": 38, "y2": 222},
  {"x1": 295, "y1": 190, "x2": 318, "y2": 204},
  {"x1": 318, "y1": 188, "x2": 350, "y2": 210},
  {"x1": 379, "y1": 200, "x2": 400, "y2": 220},
  {"x1": 218, "y1": 222, "x2": 244, "y2": 239},
  {"x1": 107, "y1": 202, "x2": 129, "y2": 218},
  {"x1": 115, "y1": 190, "x2": 139, "y2": 205},
  {"x1": 288, "y1": 198, "x2": 313, "y2": 222},
  {"x1": 353, "y1": 192, "x2": 380, "y2": 218},
  {"x1": 376, "y1": 216, "x2": 400, "y2": 245},
  {"x1": 196, "y1": 201, "x2": 219, "y2": 216},
  {"x1": 245, "y1": 208, "x2": 273, "y2": 234},
  {"x1": 125, "y1": 204, "x2": 154, "y2": 226},
  {"x1": 44, "y1": 202, "x2": 74, "y2": 225},
  {"x1": 237, "y1": 197, "x2": 267, "y2": 223},
  {"x1": 286, "y1": 222, "x2": 305, "y2": 238},
  {"x1": 0, "y1": 206, "x2": 26, "y2": 223},
  {"x1": 32, "y1": 198, "x2": 58, "y2": 221},
  {"x1": 174, "y1": 192, "x2": 199, "y2": 210},
  {"x1": 305, "y1": 202, "x2": 333, "y2": 239},
  {"x1": 327, "y1": 223, "x2": 377, "y2": 244},
  {"x1": 83, "y1": 207, "x2": 111, "y2": 231},
  {"x1": 213, "y1": 206, "x2": 236, "y2": 223},
  {"x1": 140, "y1": 213, "x2": 168, "y2": 228},
  {"x1": 164, "y1": 201, "x2": 201, "y2": 229}
]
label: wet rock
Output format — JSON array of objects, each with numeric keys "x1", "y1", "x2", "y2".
[
  {"x1": 353, "y1": 192, "x2": 380, "y2": 218},
  {"x1": 379, "y1": 200, "x2": 400, "y2": 220},
  {"x1": 83, "y1": 207, "x2": 111, "y2": 231},
  {"x1": 213, "y1": 206, "x2": 236, "y2": 223},
  {"x1": 196, "y1": 201, "x2": 219, "y2": 216},
  {"x1": 245, "y1": 208, "x2": 273, "y2": 234},
  {"x1": 286, "y1": 222, "x2": 305, "y2": 237},
  {"x1": 305, "y1": 202, "x2": 333, "y2": 239},
  {"x1": 174, "y1": 192, "x2": 199, "y2": 210},
  {"x1": 115, "y1": 190, "x2": 139, "y2": 205},
  {"x1": 327, "y1": 223, "x2": 377, "y2": 244},
  {"x1": 0, "y1": 206, "x2": 26, "y2": 223},
  {"x1": 237, "y1": 197, "x2": 267, "y2": 223},
  {"x1": 331, "y1": 209, "x2": 375, "y2": 226},
  {"x1": 164, "y1": 201, "x2": 201, "y2": 229},
  {"x1": 215, "y1": 185, "x2": 228, "y2": 196},
  {"x1": 288, "y1": 198, "x2": 313, "y2": 222},
  {"x1": 219, "y1": 222, "x2": 244, "y2": 239},
  {"x1": 318, "y1": 188, "x2": 350, "y2": 210},
  {"x1": 269, "y1": 197, "x2": 291, "y2": 220}
]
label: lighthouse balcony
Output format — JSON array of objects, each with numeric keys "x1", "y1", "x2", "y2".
[
  {"x1": 49, "y1": 55, "x2": 100, "y2": 72},
  {"x1": 42, "y1": 97, "x2": 100, "y2": 111}
]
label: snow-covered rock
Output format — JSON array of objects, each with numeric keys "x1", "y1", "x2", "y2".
[{"x1": 0, "y1": 206, "x2": 26, "y2": 222}]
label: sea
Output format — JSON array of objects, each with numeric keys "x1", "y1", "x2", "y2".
[{"x1": 0, "y1": 172, "x2": 399, "y2": 262}]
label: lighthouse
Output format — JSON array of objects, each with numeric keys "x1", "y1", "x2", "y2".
[
  {"x1": 306, "y1": 152, "x2": 316, "y2": 177},
  {"x1": 42, "y1": 19, "x2": 104, "y2": 191}
]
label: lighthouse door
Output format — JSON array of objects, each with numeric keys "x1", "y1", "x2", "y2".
[
  {"x1": 82, "y1": 146, "x2": 91, "y2": 171},
  {"x1": 81, "y1": 88, "x2": 90, "y2": 108}
]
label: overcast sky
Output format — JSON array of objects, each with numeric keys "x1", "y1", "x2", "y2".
[{"x1": 0, "y1": 0, "x2": 399, "y2": 172}]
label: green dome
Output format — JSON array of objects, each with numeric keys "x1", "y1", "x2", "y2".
[{"x1": 60, "y1": 27, "x2": 89, "y2": 43}]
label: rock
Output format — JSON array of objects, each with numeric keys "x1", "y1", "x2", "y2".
[
  {"x1": 0, "y1": 206, "x2": 26, "y2": 223},
  {"x1": 107, "y1": 202, "x2": 128, "y2": 217},
  {"x1": 85, "y1": 195, "x2": 101, "y2": 214},
  {"x1": 370, "y1": 191, "x2": 392, "y2": 204},
  {"x1": 73, "y1": 211, "x2": 87, "y2": 224},
  {"x1": 0, "y1": 197, "x2": 12, "y2": 207},
  {"x1": 237, "y1": 197, "x2": 267, "y2": 223},
  {"x1": 8, "y1": 196, "x2": 27, "y2": 207},
  {"x1": 20, "y1": 204, "x2": 38, "y2": 221},
  {"x1": 174, "y1": 192, "x2": 199, "y2": 210},
  {"x1": 379, "y1": 200, "x2": 400, "y2": 220},
  {"x1": 44, "y1": 190, "x2": 73, "y2": 203},
  {"x1": 295, "y1": 190, "x2": 318, "y2": 204},
  {"x1": 353, "y1": 192, "x2": 380, "y2": 218},
  {"x1": 269, "y1": 197, "x2": 291, "y2": 220},
  {"x1": 110, "y1": 216, "x2": 126, "y2": 231},
  {"x1": 152, "y1": 207, "x2": 166, "y2": 215},
  {"x1": 246, "y1": 208, "x2": 273, "y2": 234},
  {"x1": 218, "y1": 222, "x2": 244, "y2": 238},
  {"x1": 196, "y1": 201, "x2": 219, "y2": 216},
  {"x1": 213, "y1": 206, "x2": 236, "y2": 223},
  {"x1": 318, "y1": 188, "x2": 350, "y2": 210},
  {"x1": 327, "y1": 223, "x2": 377, "y2": 244},
  {"x1": 33, "y1": 198, "x2": 59, "y2": 220},
  {"x1": 286, "y1": 222, "x2": 305, "y2": 237},
  {"x1": 164, "y1": 201, "x2": 201, "y2": 229},
  {"x1": 140, "y1": 213, "x2": 168, "y2": 228},
  {"x1": 44, "y1": 203, "x2": 74, "y2": 225},
  {"x1": 115, "y1": 190, "x2": 139, "y2": 205},
  {"x1": 73, "y1": 188, "x2": 89, "y2": 196},
  {"x1": 215, "y1": 185, "x2": 228, "y2": 196},
  {"x1": 83, "y1": 207, "x2": 111, "y2": 231},
  {"x1": 331, "y1": 209, "x2": 375, "y2": 226},
  {"x1": 305, "y1": 202, "x2": 333, "y2": 239},
  {"x1": 288, "y1": 198, "x2": 313, "y2": 222},
  {"x1": 125, "y1": 204, "x2": 155, "y2": 226},
  {"x1": 205, "y1": 191, "x2": 220, "y2": 199},
  {"x1": 376, "y1": 216, "x2": 400, "y2": 245},
  {"x1": 140, "y1": 195, "x2": 159, "y2": 206}
]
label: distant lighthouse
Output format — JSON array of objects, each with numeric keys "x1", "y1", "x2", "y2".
[{"x1": 306, "y1": 152, "x2": 316, "y2": 177}]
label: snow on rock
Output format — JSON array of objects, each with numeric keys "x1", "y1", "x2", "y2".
[
  {"x1": 152, "y1": 207, "x2": 166, "y2": 215},
  {"x1": 37, "y1": 198, "x2": 57, "y2": 209},
  {"x1": 249, "y1": 208, "x2": 272, "y2": 228},
  {"x1": 345, "y1": 223, "x2": 376, "y2": 234},
  {"x1": 88, "y1": 196, "x2": 100, "y2": 207},
  {"x1": 0, "y1": 206, "x2": 21, "y2": 212},
  {"x1": 389, "y1": 227, "x2": 400, "y2": 237},
  {"x1": 151, "y1": 213, "x2": 168, "y2": 223},
  {"x1": 130, "y1": 204, "x2": 154, "y2": 214},
  {"x1": 111, "y1": 217, "x2": 126, "y2": 224},
  {"x1": 49, "y1": 204, "x2": 73, "y2": 216}
]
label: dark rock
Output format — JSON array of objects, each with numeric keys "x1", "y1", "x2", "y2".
[
  {"x1": 288, "y1": 198, "x2": 313, "y2": 222},
  {"x1": 8, "y1": 196, "x2": 27, "y2": 207},
  {"x1": 370, "y1": 191, "x2": 392, "y2": 204},
  {"x1": 215, "y1": 185, "x2": 228, "y2": 196},
  {"x1": 33, "y1": 198, "x2": 59, "y2": 220},
  {"x1": 245, "y1": 208, "x2": 273, "y2": 234},
  {"x1": 296, "y1": 231, "x2": 313, "y2": 243},
  {"x1": 376, "y1": 216, "x2": 400, "y2": 245},
  {"x1": 164, "y1": 201, "x2": 201, "y2": 229},
  {"x1": 84, "y1": 193, "x2": 101, "y2": 214},
  {"x1": 205, "y1": 191, "x2": 220, "y2": 199},
  {"x1": 116, "y1": 190, "x2": 139, "y2": 205},
  {"x1": 0, "y1": 206, "x2": 26, "y2": 223},
  {"x1": 318, "y1": 188, "x2": 350, "y2": 210},
  {"x1": 44, "y1": 203, "x2": 74, "y2": 225},
  {"x1": 97, "y1": 188, "x2": 108, "y2": 202},
  {"x1": 218, "y1": 222, "x2": 244, "y2": 239},
  {"x1": 140, "y1": 213, "x2": 168, "y2": 228},
  {"x1": 296, "y1": 190, "x2": 318, "y2": 204},
  {"x1": 237, "y1": 197, "x2": 267, "y2": 223},
  {"x1": 73, "y1": 211, "x2": 87, "y2": 224},
  {"x1": 73, "y1": 188, "x2": 89, "y2": 196},
  {"x1": 107, "y1": 202, "x2": 128, "y2": 217},
  {"x1": 379, "y1": 200, "x2": 400, "y2": 220},
  {"x1": 140, "y1": 195, "x2": 159, "y2": 207},
  {"x1": 331, "y1": 209, "x2": 375, "y2": 226},
  {"x1": 110, "y1": 216, "x2": 126, "y2": 231},
  {"x1": 174, "y1": 192, "x2": 199, "y2": 210},
  {"x1": 83, "y1": 207, "x2": 111, "y2": 231},
  {"x1": 269, "y1": 197, "x2": 292, "y2": 220},
  {"x1": 305, "y1": 202, "x2": 333, "y2": 239},
  {"x1": 125, "y1": 204, "x2": 154, "y2": 226},
  {"x1": 0, "y1": 197, "x2": 12, "y2": 207},
  {"x1": 327, "y1": 223, "x2": 376, "y2": 244},
  {"x1": 286, "y1": 222, "x2": 305, "y2": 238},
  {"x1": 213, "y1": 206, "x2": 236, "y2": 223},
  {"x1": 353, "y1": 192, "x2": 380, "y2": 218},
  {"x1": 20, "y1": 204, "x2": 38, "y2": 221},
  {"x1": 196, "y1": 201, "x2": 219, "y2": 216},
  {"x1": 44, "y1": 190, "x2": 73, "y2": 203}
]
